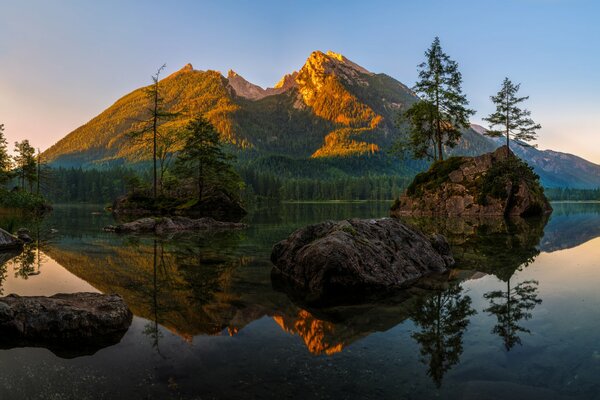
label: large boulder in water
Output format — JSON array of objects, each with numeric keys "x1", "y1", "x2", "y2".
[
  {"x1": 0, "y1": 293, "x2": 132, "y2": 357},
  {"x1": 391, "y1": 146, "x2": 553, "y2": 217},
  {"x1": 271, "y1": 218, "x2": 454, "y2": 302},
  {"x1": 0, "y1": 228, "x2": 23, "y2": 250}
]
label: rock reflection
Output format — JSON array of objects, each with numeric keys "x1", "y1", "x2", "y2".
[
  {"x1": 398, "y1": 215, "x2": 546, "y2": 280},
  {"x1": 484, "y1": 280, "x2": 542, "y2": 351},
  {"x1": 0, "y1": 221, "x2": 53, "y2": 295},
  {"x1": 409, "y1": 284, "x2": 476, "y2": 387}
]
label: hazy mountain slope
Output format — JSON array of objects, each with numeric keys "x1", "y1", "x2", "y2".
[{"x1": 471, "y1": 124, "x2": 600, "y2": 189}]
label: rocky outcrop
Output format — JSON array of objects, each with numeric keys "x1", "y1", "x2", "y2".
[
  {"x1": 112, "y1": 190, "x2": 247, "y2": 222},
  {"x1": 271, "y1": 218, "x2": 454, "y2": 303},
  {"x1": 0, "y1": 228, "x2": 23, "y2": 250},
  {"x1": 0, "y1": 293, "x2": 132, "y2": 358},
  {"x1": 104, "y1": 216, "x2": 246, "y2": 234},
  {"x1": 391, "y1": 147, "x2": 553, "y2": 217}
]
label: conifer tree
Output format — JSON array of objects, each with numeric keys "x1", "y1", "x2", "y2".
[
  {"x1": 13, "y1": 140, "x2": 36, "y2": 191},
  {"x1": 399, "y1": 37, "x2": 474, "y2": 161},
  {"x1": 130, "y1": 64, "x2": 178, "y2": 198},
  {"x1": 484, "y1": 77, "x2": 541, "y2": 152},
  {"x1": 174, "y1": 116, "x2": 241, "y2": 201},
  {"x1": 0, "y1": 124, "x2": 12, "y2": 184}
]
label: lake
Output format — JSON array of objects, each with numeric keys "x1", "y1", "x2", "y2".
[{"x1": 1, "y1": 201, "x2": 600, "y2": 399}]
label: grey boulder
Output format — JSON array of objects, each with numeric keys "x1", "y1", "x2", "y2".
[
  {"x1": 0, "y1": 292, "x2": 132, "y2": 358},
  {"x1": 271, "y1": 218, "x2": 455, "y2": 302}
]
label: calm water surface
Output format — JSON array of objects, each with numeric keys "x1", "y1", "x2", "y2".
[{"x1": 1, "y1": 201, "x2": 600, "y2": 399}]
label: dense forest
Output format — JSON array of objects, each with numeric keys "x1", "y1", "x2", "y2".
[{"x1": 38, "y1": 165, "x2": 600, "y2": 204}]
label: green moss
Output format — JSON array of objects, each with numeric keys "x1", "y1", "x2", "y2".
[
  {"x1": 340, "y1": 225, "x2": 358, "y2": 236},
  {"x1": 406, "y1": 156, "x2": 465, "y2": 197},
  {"x1": 476, "y1": 156, "x2": 544, "y2": 205}
]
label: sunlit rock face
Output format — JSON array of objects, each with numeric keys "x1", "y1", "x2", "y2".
[{"x1": 391, "y1": 147, "x2": 553, "y2": 217}]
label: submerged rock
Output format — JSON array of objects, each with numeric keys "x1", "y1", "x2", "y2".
[
  {"x1": 104, "y1": 216, "x2": 247, "y2": 234},
  {"x1": 0, "y1": 292, "x2": 132, "y2": 358},
  {"x1": 0, "y1": 228, "x2": 23, "y2": 250},
  {"x1": 391, "y1": 146, "x2": 553, "y2": 217},
  {"x1": 271, "y1": 218, "x2": 455, "y2": 302}
]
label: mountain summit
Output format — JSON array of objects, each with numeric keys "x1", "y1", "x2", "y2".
[{"x1": 41, "y1": 51, "x2": 597, "y2": 188}]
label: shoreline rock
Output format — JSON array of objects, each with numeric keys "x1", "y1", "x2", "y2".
[
  {"x1": 0, "y1": 228, "x2": 24, "y2": 250},
  {"x1": 271, "y1": 218, "x2": 455, "y2": 303},
  {"x1": 391, "y1": 147, "x2": 553, "y2": 217},
  {"x1": 104, "y1": 216, "x2": 247, "y2": 234},
  {"x1": 0, "y1": 292, "x2": 132, "y2": 358}
]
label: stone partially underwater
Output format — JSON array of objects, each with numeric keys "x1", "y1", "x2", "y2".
[
  {"x1": 271, "y1": 218, "x2": 455, "y2": 303},
  {"x1": 0, "y1": 228, "x2": 24, "y2": 250},
  {"x1": 391, "y1": 146, "x2": 553, "y2": 217},
  {"x1": 104, "y1": 216, "x2": 247, "y2": 234},
  {"x1": 0, "y1": 292, "x2": 132, "y2": 358}
]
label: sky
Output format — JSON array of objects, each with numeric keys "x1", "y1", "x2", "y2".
[{"x1": 1, "y1": 0, "x2": 599, "y2": 162}]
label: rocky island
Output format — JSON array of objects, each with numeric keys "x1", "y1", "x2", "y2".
[{"x1": 391, "y1": 147, "x2": 553, "y2": 217}]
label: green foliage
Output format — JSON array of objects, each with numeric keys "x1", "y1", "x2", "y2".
[
  {"x1": 406, "y1": 156, "x2": 465, "y2": 196},
  {"x1": 173, "y1": 116, "x2": 243, "y2": 200},
  {"x1": 484, "y1": 77, "x2": 541, "y2": 149},
  {"x1": 42, "y1": 166, "x2": 135, "y2": 203},
  {"x1": 477, "y1": 155, "x2": 543, "y2": 205},
  {"x1": 13, "y1": 139, "x2": 36, "y2": 191},
  {"x1": 0, "y1": 124, "x2": 11, "y2": 184},
  {"x1": 545, "y1": 187, "x2": 600, "y2": 201},
  {"x1": 399, "y1": 37, "x2": 474, "y2": 161},
  {"x1": 0, "y1": 188, "x2": 49, "y2": 211}
]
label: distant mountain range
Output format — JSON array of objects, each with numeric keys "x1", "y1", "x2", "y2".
[
  {"x1": 42, "y1": 51, "x2": 600, "y2": 188},
  {"x1": 471, "y1": 125, "x2": 600, "y2": 189}
]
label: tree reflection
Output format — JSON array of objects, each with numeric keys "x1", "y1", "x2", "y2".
[
  {"x1": 484, "y1": 279, "x2": 542, "y2": 351},
  {"x1": 410, "y1": 284, "x2": 476, "y2": 387},
  {"x1": 140, "y1": 239, "x2": 169, "y2": 355}
]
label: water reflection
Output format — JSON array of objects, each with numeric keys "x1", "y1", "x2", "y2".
[
  {"x1": 484, "y1": 279, "x2": 542, "y2": 351},
  {"x1": 410, "y1": 284, "x2": 476, "y2": 387},
  {"x1": 399, "y1": 215, "x2": 546, "y2": 281},
  {"x1": 2, "y1": 203, "x2": 600, "y2": 396}
]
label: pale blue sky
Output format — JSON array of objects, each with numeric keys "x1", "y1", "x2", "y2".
[{"x1": 1, "y1": 0, "x2": 599, "y2": 161}]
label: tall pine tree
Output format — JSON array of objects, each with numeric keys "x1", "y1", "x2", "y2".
[
  {"x1": 0, "y1": 124, "x2": 12, "y2": 184},
  {"x1": 484, "y1": 77, "x2": 541, "y2": 152},
  {"x1": 129, "y1": 64, "x2": 178, "y2": 198},
  {"x1": 13, "y1": 139, "x2": 36, "y2": 191},
  {"x1": 174, "y1": 116, "x2": 241, "y2": 201},
  {"x1": 399, "y1": 37, "x2": 474, "y2": 161}
]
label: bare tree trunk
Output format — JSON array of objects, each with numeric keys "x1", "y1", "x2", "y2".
[{"x1": 153, "y1": 85, "x2": 158, "y2": 199}]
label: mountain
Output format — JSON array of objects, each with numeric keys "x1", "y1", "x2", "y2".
[
  {"x1": 42, "y1": 51, "x2": 492, "y2": 172},
  {"x1": 42, "y1": 51, "x2": 598, "y2": 189},
  {"x1": 471, "y1": 124, "x2": 600, "y2": 189}
]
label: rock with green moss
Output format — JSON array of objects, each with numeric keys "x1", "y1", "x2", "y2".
[
  {"x1": 391, "y1": 146, "x2": 552, "y2": 217},
  {"x1": 111, "y1": 189, "x2": 246, "y2": 222}
]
